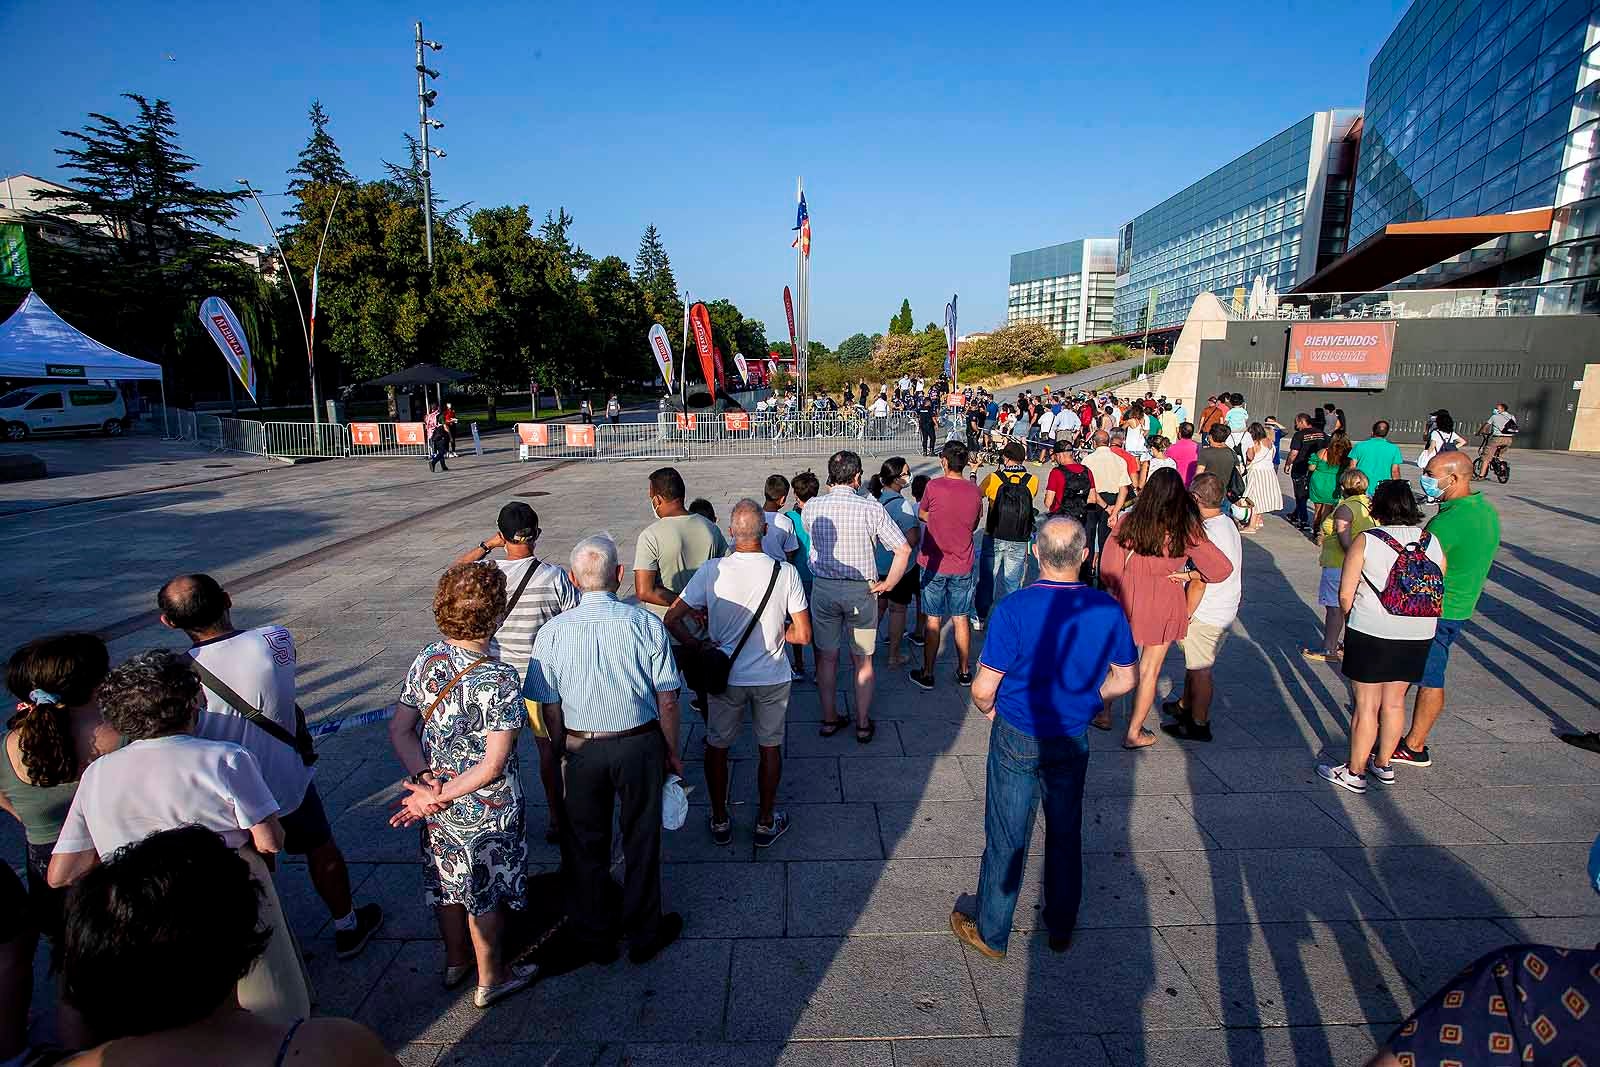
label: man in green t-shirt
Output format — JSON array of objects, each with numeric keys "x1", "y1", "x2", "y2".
[
  {"x1": 1390, "y1": 451, "x2": 1500, "y2": 768},
  {"x1": 1347, "y1": 420, "x2": 1404, "y2": 495}
]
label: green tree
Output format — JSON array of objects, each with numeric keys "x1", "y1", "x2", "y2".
[
  {"x1": 539, "y1": 207, "x2": 593, "y2": 278},
  {"x1": 633, "y1": 223, "x2": 682, "y2": 342},
  {"x1": 582, "y1": 255, "x2": 651, "y2": 387},
  {"x1": 889, "y1": 298, "x2": 913, "y2": 335},
  {"x1": 286, "y1": 100, "x2": 353, "y2": 201},
  {"x1": 835, "y1": 332, "x2": 874, "y2": 364}
]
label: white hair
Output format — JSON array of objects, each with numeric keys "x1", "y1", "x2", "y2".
[
  {"x1": 1035, "y1": 516, "x2": 1087, "y2": 574},
  {"x1": 729, "y1": 498, "x2": 765, "y2": 542},
  {"x1": 570, "y1": 534, "x2": 620, "y2": 592}
]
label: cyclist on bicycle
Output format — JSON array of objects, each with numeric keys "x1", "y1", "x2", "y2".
[{"x1": 1478, "y1": 403, "x2": 1517, "y2": 465}]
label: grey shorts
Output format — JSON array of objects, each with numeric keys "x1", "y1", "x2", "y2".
[
  {"x1": 706, "y1": 682, "x2": 791, "y2": 748},
  {"x1": 810, "y1": 578, "x2": 878, "y2": 656}
]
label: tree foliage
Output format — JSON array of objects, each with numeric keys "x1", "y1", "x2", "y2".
[
  {"x1": 889, "y1": 298, "x2": 913, "y2": 335},
  {"x1": 286, "y1": 100, "x2": 353, "y2": 201}
]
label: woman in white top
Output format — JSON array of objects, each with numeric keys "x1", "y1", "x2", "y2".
[
  {"x1": 1145, "y1": 435, "x2": 1176, "y2": 476},
  {"x1": 1240, "y1": 422, "x2": 1283, "y2": 533},
  {"x1": 1416, "y1": 409, "x2": 1466, "y2": 468},
  {"x1": 48, "y1": 650, "x2": 309, "y2": 1024},
  {"x1": 1317, "y1": 481, "x2": 1446, "y2": 795}
]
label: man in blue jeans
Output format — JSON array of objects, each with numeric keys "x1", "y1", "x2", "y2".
[
  {"x1": 950, "y1": 516, "x2": 1136, "y2": 958},
  {"x1": 974, "y1": 441, "x2": 1038, "y2": 626}
]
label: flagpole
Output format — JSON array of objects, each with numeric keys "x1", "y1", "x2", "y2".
[
  {"x1": 680, "y1": 289, "x2": 689, "y2": 412},
  {"x1": 795, "y1": 177, "x2": 805, "y2": 399}
]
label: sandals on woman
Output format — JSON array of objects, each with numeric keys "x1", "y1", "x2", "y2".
[
  {"x1": 1122, "y1": 728, "x2": 1157, "y2": 750},
  {"x1": 819, "y1": 718, "x2": 849, "y2": 737},
  {"x1": 856, "y1": 720, "x2": 876, "y2": 744}
]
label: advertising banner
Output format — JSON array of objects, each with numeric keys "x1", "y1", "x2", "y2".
[
  {"x1": 0, "y1": 224, "x2": 30, "y2": 289},
  {"x1": 689, "y1": 303, "x2": 716, "y2": 394},
  {"x1": 734, "y1": 352, "x2": 749, "y2": 385},
  {"x1": 724, "y1": 411, "x2": 751, "y2": 432},
  {"x1": 565, "y1": 424, "x2": 595, "y2": 447},
  {"x1": 350, "y1": 423, "x2": 380, "y2": 446},
  {"x1": 198, "y1": 296, "x2": 258, "y2": 403},
  {"x1": 647, "y1": 323, "x2": 674, "y2": 388},
  {"x1": 944, "y1": 296, "x2": 958, "y2": 381},
  {"x1": 783, "y1": 286, "x2": 797, "y2": 354},
  {"x1": 676, "y1": 413, "x2": 697, "y2": 430},
  {"x1": 1283, "y1": 322, "x2": 1397, "y2": 390},
  {"x1": 516, "y1": 423, "x2": 549, "y2": 446},
  {"x1": 395, "y1": 423, "x2": 426, "y2": 445}
]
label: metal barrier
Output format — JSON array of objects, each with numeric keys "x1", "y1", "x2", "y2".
[
  {"x1": 263, "y1": 421, "x2": 349, "y2": 458},
  {"x1": 347, "y1": 421, "x2": 430, "y2": 458},
  {"x1": 511, "y1": 414, "x2": 921, "y2": 463}
]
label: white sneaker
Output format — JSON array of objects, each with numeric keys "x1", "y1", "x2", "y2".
[
  {"x1": 474, "y1": 962, "x2": 537, "y2": 1008},
  {"x1": 1367, "y1": 757, "x2": 1395, "y2": 785},
  {"x1": 1316, "y1": 762, "x2": 1367, "y2": 794}
]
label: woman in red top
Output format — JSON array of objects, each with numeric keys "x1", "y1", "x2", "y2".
[{"x1": 1093, "y1": 468, "x2": 1234, "y2": 748}]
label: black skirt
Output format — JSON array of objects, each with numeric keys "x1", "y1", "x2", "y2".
[{"x1": 1341, "y1": 626, "x2": 1432, "y2": 684}]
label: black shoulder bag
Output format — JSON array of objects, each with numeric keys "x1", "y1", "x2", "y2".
[
  {"x1": 190, "y1": 658, "x2": 319, "y2": 767},
  {"x1": 685, "y1": 562, "x2": 782, "y2": 696}
]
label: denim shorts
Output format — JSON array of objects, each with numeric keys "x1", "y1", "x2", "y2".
[
  {"x1": 920, "y1": 569, "x2": 976, "y2": 618},
  {"x1": 1419, "y1": 617, "x2": 1465, "y2": 689}
]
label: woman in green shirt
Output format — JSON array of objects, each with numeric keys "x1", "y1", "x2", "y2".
[{"x1": 1306, "y1": 432, "x2": 1353, "y2": 535}]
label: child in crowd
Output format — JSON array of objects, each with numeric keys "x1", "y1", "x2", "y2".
[{"x1": 687, "y1": 498, "x2": 716, "y2": 523}]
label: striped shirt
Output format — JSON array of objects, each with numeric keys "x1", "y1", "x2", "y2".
[
  {"x1": 522, "y1": 591, "x2": 681, "y2": 732},
  {"x1": 802, "y1": 485, "x2": 908, "y2": 582},
  {"x1": 485, "y1": 557, "x2": 579, "y2": 681}
]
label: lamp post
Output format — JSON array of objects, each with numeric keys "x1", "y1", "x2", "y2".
[
  {"x1": 238, "y1": 178, "x2": 319, "y2": 424},
  {"x1": 415, "y1": 22, "x2": 445, "y2": 268}
]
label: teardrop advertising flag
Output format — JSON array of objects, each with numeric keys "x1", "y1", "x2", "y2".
[
  {"x1": 783, "y1": 286, "x2": 797, "y2": 356},
  {"x1": 712, "y1": 346, "x2": 729, "y2": 392},
  {"x1": 734, "y1": 352, "x2": 750, "y2": 386},
  {"x1": 944, "y1": 295, "x2": 959, "y2": 382},
  {"x1": 647, "y1": 323, "x2": 674, "y2": 388},
  {"x1": 689, "y1": 302, "x2": 716, "y2": 395},
  {"x1": 199, "y1": 296, "x2": 258, "y2": 403}
]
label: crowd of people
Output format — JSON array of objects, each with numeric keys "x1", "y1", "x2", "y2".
[{"x1": 2, "y1": 373, "x2": 1594, "y2": 1064}]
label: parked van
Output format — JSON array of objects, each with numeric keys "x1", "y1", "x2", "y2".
[{"x1": 0, "y1": 383, "x2": 129, "y2": 440}]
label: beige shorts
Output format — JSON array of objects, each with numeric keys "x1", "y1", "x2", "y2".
[
  {"x1": 706, "y1": 682, "x2": 791, "y2": 748},
  {"x1": 1181, "y1": 621, "x2": 1228, "y2": 670},
  {"x1": 810, "y1": 578, "x2": 878, "y2": 656}
]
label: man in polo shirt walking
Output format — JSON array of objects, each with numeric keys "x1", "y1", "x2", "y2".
[
  {"x1": 1390, "y1": 451, "x2": 1501, "y2": 768},
  {"x1": 802, "y1": 450, "x2": 912, "y2": 742},
  {"x1": 950, "y1": 517, "x2": 1136, "y2": 959}
]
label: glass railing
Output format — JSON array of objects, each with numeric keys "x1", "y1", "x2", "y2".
[{"x1": 1245, "y1": 281, "x2": 1595, "y2": 321}]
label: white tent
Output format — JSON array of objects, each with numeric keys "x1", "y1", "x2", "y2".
[{"x1": 0, "y1": 290, "x2": 168, "y2": 428}]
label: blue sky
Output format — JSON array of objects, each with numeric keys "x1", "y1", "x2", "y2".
[{"x1": 4, "y1": 0, "x2": 1411, "y2": 346}]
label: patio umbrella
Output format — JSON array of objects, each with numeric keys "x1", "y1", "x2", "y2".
[{"x1": 366, "y1": 364, "x2": 473, "y2": 415}]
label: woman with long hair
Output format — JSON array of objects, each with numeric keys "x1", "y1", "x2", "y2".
[
  {"x1": 1094, "y1": 468, "x2": 1234, "y2": 748},
  {"x1": 1241, "y1": 421, "x2": 1283, "y2": 533},
  {"x1": 870, "y1": 458, "x2": 921, "y2": 667},
  {"x1": 1307, "y1": 431, "x2": 1354, "y2": 534}
]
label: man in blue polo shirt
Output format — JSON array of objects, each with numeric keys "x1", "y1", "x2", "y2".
[{"x1": 949, "y1": 516, "x2": 1136, "y2": 959}]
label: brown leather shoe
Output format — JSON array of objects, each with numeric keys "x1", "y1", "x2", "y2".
[{"x1": 948, "y1": 909, "x2": 1004, "y2": 960}]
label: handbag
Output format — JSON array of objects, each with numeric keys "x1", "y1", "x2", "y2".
[
  {"x1": 681, "y1": 562, "x2": 781, "y2": 696},
  {"x1": 189, "y1": 658, "x2": 319, "y2": 767}
]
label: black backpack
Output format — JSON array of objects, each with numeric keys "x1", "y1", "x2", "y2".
[
  {"x1": 1052, "y1": 465, "x2": 1093, "y2": 521},
  {"x1": 987, "y1": 469, "x2": 1036, "y2": 541}
]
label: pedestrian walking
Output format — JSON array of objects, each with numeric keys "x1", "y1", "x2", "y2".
[
  {"x1": 606, "y1": 396, "x2": 622, "y2": 424},
  {"x1": 667, "y1": 501, "x2": 811, "y2": 848},
  {"x1": 1308, "y1": 431, "x2": 1353, "y2": 532},
  {"x1": 949, "y1": 516, "x2": 1136, "y2": 959},
  {"x1": 1349, "y1": 420, "x2": 1404, "y2": 494},
  {"x1": 428, "y1": 422, "x2": 451, "y2": 473},
  {"x1": 1285, "y1": 413, "x2": 1328, "y2": 530},
  {"x1": 1160, "y1": 474, "x2": 1241, "y2": 743},
  {"x1": 909, "y1": 441, "x2": 982, "y2": 691}
]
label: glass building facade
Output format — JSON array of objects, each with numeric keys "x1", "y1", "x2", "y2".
[
  {"x1": 1352, "y1": 0, "x2": 1600, "y2": 307},
  {"x1": 1007, "y1": 238, "x2": 1119, "y2": 343},
  {"x1": 1113, "y1": 110, "x2": 1363, "y2": 333}
]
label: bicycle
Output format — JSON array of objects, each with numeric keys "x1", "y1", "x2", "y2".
[{"x1": 1472, "y1": 432, "x2": 1511, "y2": 483}]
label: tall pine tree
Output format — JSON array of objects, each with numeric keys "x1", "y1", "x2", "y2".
[
  {"x1": 889, "y1": 298, "x2": 913, "y2": 335},
  {"x1": 286, "y1": 100, "x2": 354, "y2": 199},
  {"x1": 633, "y1": 223, "x2": 682, "y2": 341}
]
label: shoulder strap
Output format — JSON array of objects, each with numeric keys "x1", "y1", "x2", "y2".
[
  {"x1": 190, "y1": 656, "x2": 317, "y2": 766},
  {"x1": 503, "y1": 558, "x2": 541, "y2": 618},
  {"x1": 422, "y1": 653, "x2": 490, "y2": 724},
  {"x1": 729, "y1": 563, "x2": 782, "y2": 665}
]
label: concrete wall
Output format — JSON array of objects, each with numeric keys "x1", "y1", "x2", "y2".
[{"x1": 1194, "y1": 316, "x2": 1600, "y2": 449}]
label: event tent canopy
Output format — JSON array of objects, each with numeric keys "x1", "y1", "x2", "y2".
[{"x1": 0, "y1": 291, "x2": 163, "y2": 381}]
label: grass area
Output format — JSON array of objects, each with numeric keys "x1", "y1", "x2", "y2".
[{"x1": 450, "y1": 407, "x2": 578, "y2": 428}]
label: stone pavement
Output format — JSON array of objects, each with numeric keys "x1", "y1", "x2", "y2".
[{"x1": 2, "y1": 436, "x2": 1597, "y2": 1067}]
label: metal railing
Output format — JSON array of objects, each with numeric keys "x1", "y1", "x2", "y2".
[
  {"x1": 347, "y1": 421, "x2": 430, "y2": 458},
  {"x1": 263, "y1": 421, "x2": 350, "y2": 458},
  {"x1": 510, "y1": 414, "x2": 922, "y2": 462},
  {"x1": 1247, "y1": 281, "x2": 1591, "y2": 322}
]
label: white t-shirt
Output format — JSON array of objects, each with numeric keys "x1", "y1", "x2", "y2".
[
  {"x1": 191, "y1": 627, "x2": 311, "y2": 816},
  {"x1": 54, "y1": 735, "x2": 280, "y2": 857},
  {"x1": 1124, "y1": 425, "x2": 1148, "y2": 458},
  {"x1": 870, "y1": 397, "x2": 890, "y2": 417},
  {"x1": 677, "y1": 551, "x2": 809, "y2": 686},
  {"x1": 1037, "y1": 409, "x2": 1056, "y2": 436},
  {"x1": 488, "y1": 557, "x2": 579, "y2": 679},
  {"x1": 1148, "y1": 455, "x2": 1177, "y2": 475},
  {"x1": 761, "y1": 509, "x2": 801, "y2": 562},
  {"x1": 1192, "y1": 513, "x2": 1243, "y2": 628},
  {"x1": 1417, "y1": 428, "x2": 1465, "y2": 465},
  {"x1": 1348, "y1": 525, "x2": 1446, "y2": 641}
]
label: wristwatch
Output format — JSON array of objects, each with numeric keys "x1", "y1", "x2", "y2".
[{"x1": 478, "y1": 541, "x2": 490, "y2": 553}]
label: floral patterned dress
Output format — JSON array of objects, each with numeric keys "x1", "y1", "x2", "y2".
[{"x1": 401, "y1": 641, "x2": 527, "y2": 915}]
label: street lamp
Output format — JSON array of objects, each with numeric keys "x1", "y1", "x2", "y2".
[
  {"x1": 238, "y1": 178, "x2": 320, "y2": 424},
  {"x1": 416, "y1": 22, "x2": 444, "y2": 267}
]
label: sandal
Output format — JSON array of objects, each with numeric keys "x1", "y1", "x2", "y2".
[
  {"x1": 819, "y1": 718, "x2": 850, "y2": 737},
  {"x1": 1122, "y1": 728, "x2": 1157, "y2": 750},
  {"x1": 856, "y1": 720, "x2": 876, "y2": 744},
  {"x1": 1089, "y1": 714, "x2": 1112, "y2": 732}
]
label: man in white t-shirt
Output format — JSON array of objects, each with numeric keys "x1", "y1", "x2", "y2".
[
  {"x1": 761, "y1": 474, "x2": 801, "y2": 562},
  {"x1": 1083, "y1": 430, "x2": 1132, "y2": 509},
  {"x1": 666, "y1": 500, "x2": 810, "y2": 849},
  {"x1": 158, "y1": 573, "x2": 383, "y2": 959},
  {"x1": 1160, "y1": 473, "x2": 1242, "y2": 744}
]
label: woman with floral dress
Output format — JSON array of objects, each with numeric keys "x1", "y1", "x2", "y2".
[{"x1": 389, "y1": 563, "x2": 534, "y2": 1009}]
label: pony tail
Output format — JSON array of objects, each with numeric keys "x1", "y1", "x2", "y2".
[{"x1": 13, "y1": 699, "x2": 77, "y2": 787}]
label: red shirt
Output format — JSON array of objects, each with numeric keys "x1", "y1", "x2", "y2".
[
  {"x1": 1110, "y1": 446, "x2": 1139, "y2": 476},
  {"x1": 1045, "y1": 463, "x2": 1095, "y2": 512},
  {"x1": 918, "y1": 476, "x2": 982, "y2": 575}
]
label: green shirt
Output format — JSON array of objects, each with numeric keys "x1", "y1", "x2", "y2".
[
  {"x1": 1349, "y1": 437, "x2": 1403, "y2": 494},
  {"x1": 1425, "y1": 491, "x2": 1501, "y2": 620}
]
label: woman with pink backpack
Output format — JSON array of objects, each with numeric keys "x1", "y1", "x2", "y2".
[{"x1": 1316, "y1": 480, "x2": 1447, "y2": 795}]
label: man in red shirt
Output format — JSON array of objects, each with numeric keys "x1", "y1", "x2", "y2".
[
  {"x1": 909, "y1": 440, "x2": 982, "y2": 691},
  {"x1": 1042, "y1": 440, "x2": 1108, "y2": 583}
]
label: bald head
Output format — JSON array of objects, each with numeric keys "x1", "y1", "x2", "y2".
[
  {"x1": 157, "y1": 573, "x2": 231, "y2": 635},
  {"x1": 1425, "y1": 450, "x2": 1474, "y2": 500},
  {"x1": 1091, "y1": 430, "x2": 1110, "y2": 448},
  {"x1": 1034, "y1": 516, "x2": 1088, "y2": 579},
  {"x1": 729, "y1": 498, "x2": 766, "y2": 546}
]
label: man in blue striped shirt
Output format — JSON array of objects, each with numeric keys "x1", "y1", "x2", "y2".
[{"x1": 524, "y1": 534, "x2": 685, "y2": 965}]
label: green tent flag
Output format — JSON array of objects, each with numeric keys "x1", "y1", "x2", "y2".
[{"x1": 0, "y1": 224, "x2": 31, "y2": 289}]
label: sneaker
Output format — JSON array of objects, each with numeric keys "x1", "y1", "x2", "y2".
[
  {"x1": 970, "y1": 617, "x2": 984, "y2": 632},
  {"x1": 1160, "y1": 699, "x2": 1188, "y2": 720},
  {"x1": 1389, "y1": 741, "x2": 1432, "y2": 767},
  {"x1": 1160, "y1": 718, "x2": 1212, "y2": 743},
  {"x1": 956, "y1": 670, "x2": 973, "y2": 687},
  {"x1": 906, "y1": 631, "x2": 926, "y2": 647},
  {"x1": 907, "y1": 669, "x2": 935, "y2": 691},
  {"x1": 1316, "y1": 762, "x2": 1367, "y2": 794},
  {"x1": 334, "y1": 903, "x2": 385, "y2": 960},
  {"x1": 1367, "y1": 757, "x2": 1395, "y2": 785},
  {"x1": 708, "y1": 814, "x2": 732, "y2": 847},
  {"x1": 948, "y1": 909, "x2": 1005, "y2": 960},
  {"x1": 753, "y1": 811, "x2": 790, "y2": 848},
  {"x1": 473, "y1": 962, "x2": 538, "y2": 1008}
]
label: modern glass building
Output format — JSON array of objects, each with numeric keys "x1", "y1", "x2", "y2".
[
  {"x1": 1007, "y1": 238, "x2": 1119, "y2": 343},
  {"x1": 1350, "y1": 0, "x2": 1600, "y2": 305},
  {"x1": 1112, "y1": 110, "x2": 1364, "y2": 333}
]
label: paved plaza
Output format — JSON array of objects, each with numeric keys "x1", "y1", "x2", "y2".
[{"x1": 2, "y1": 428, "x2": 1597, "y2": 1067}]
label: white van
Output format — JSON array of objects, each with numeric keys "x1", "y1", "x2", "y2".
[{"x1": 0, "y1": 383, "x2": 129, "y2": 440}]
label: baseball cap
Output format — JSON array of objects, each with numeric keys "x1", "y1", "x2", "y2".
[
  {"x1": 497, "y1": 501, "x2": 538, "y2": 543},
  {"x1": 1052, "y1": 439, "x2": 1073, "y2": 454}
]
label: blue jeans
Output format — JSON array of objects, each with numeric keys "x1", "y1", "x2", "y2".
[
  {"x1": 975, "y1": 535, "x2": 1030, "y2": 620},
  {"x1": 975, "y1": 715, "x2": 1089, "y2": 952}
]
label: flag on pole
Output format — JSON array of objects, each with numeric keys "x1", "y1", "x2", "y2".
[
  {"x1": 783, "y1": 286, "x2": 797, "y2": 356},
  {"x1": 944, "y1": 296, "x2": 958, "y2": 382},
  {"x1": 791, "y1": 192, "x2": 811, "y2": 257},
  {"x1": 199, "y1": 296, "x2": 259, "y2": 403},
  {"x1": 0, "y1": 225, "x2": 30, "y2": 289}
]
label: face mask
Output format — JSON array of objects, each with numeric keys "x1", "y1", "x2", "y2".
[{"x1": 1420, "y1": 474, "x2": 1453, "y2": 501}]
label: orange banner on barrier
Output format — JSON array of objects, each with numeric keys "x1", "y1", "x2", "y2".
[
  {"x1": 350, "y1": 422, "x2": 380, "y2": 446},
  {"x1": 395, "y1": 422, "x2": 426, "y2": 445},
  {"x1": 724, "y1": 411, "x2": 751, "y2": 431},
  {"x1": 675, "y1": 413, "x2": 697, "y2": 430},
  {"x1": 516, "y1": 423, "x2": 549, "y2": 446},
  {"x1": 565, "y1": 424, "x2": 595, "y2": 447}
]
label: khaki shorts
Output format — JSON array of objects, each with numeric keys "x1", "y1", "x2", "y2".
[
  {"x1": 1181, "y1": 621, "x2": 1228, "y2": 670},
  {"x1": 810, "y1": 577, "x2": 878, "y2": 656},
  {"x1": 706, "y1": 682, "x2": 791, "y2": 748}
]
